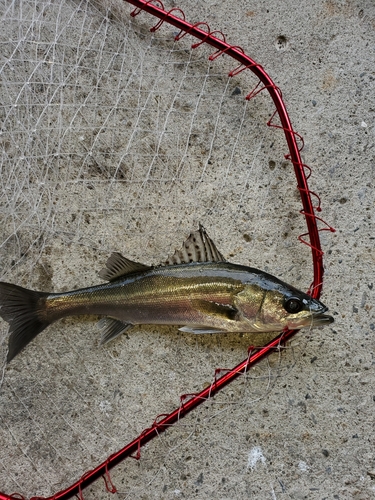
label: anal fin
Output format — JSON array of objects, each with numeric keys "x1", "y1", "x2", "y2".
[{"x1": 97, "y1": 317, "x2": 132, "y2": 345}]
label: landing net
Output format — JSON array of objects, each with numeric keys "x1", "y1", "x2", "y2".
[{"x1": 0, "y1": 1, "x2": 332, "y2": 498}]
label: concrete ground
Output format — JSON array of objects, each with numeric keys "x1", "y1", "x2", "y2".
[{"x1": 0, "y1": 0, "x2": 374, "y2": 498}]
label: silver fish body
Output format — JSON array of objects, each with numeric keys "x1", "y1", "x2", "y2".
[
  {"x1": 0, "y1": 226, "x2": 333, "y2": 362},
  {"x1": 42, "y1": 262, "x2": 331, "y2": 331}
]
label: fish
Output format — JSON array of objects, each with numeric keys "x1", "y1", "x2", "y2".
[{"x1": 0, "y1": 225, "x2": 333, "y2": 362}]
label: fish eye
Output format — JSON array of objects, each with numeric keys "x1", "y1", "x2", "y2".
[{"x1": 284, "y1": 297, "x2": 303, "y2": 314}]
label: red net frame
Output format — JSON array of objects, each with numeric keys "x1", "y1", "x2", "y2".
[{"x1": 0, "y1": 1, "x2": 335, "y2": 499}]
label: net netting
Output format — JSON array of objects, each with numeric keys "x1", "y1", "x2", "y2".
[{"x1": 0, "y1": 1, "x2": 318, "y2": 497}]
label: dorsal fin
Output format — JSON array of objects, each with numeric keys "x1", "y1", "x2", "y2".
[
  {"x1": 99, "y1": 252, "x2": 151, "y2": 282},
  {"x1": 164, "y1": 225, "x2": 226, "y2": 265}
]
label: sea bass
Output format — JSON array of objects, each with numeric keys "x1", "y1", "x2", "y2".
[{"x1": 0, "y1": 226, "x2": 333, "y2": 362}]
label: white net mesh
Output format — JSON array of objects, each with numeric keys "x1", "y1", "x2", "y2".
[{"x1": 0, "y1": 1, "x2": 312, "y2": 497}]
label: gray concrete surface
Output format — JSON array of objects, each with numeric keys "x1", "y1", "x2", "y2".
[{"x1": 0, "y1": 0, "x2": 374, "y2": 498}]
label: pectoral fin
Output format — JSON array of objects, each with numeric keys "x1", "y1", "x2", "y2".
[
  {"x1": 97, "y1": 317, "x2": 132, "y2": 344},
  {"x1": 179, "y1": 325, "x2": 226, "y2": 334},
  {"x1": 191, "y1": 299, "x2": 239, "y2": 321},
  {"x1": 179, "y1": 300, "x2": 239, "y2": 334}
]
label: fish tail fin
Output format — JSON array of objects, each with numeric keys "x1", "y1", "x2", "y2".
[{"x1": 0, "y1": 282, "x2": 50, "y2": 362}]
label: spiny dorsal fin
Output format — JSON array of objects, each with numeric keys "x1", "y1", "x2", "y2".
[
  {"x1": 99, "y1": 252, "x2": 151, "y2": 282},
  {"x1": 165, "y1": 225, "x2": 226, "y2": 265}
]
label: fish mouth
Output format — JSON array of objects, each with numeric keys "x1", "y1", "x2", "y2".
[
  {"x1": 311, "y1": 313, "x2": 334, "y2": 327},
  {"x1": 307, "y1": 302, "x2": 334, "y2": 327},
  {"x1": 287, "y1": 305, "x2": 334, "y2": 329}
]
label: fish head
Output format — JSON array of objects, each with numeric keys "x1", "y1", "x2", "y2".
[
  {"x1": 236, "y1": 280, "x2": 334, "y2": 332},
  {"x1": 262, "y1": 287, "x2": 334, "y2": 331}
]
